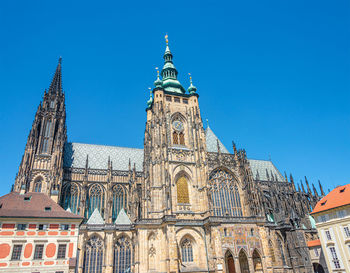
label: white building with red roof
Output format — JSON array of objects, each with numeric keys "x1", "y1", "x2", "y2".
[{"x1": 0, "y1": 190, "x2": 83, "y2": 273}]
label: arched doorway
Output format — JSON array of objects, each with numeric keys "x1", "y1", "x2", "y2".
[
  {"x1": 225, "y1": 251, "x2": 236, "y2": 273},
  {"x1": 239, "y1": 249, "x2": 250, "y2": 273},
  {"x1": 313, "y1": 263, "x2": 325, "y2": 273},
  {"x1": 252, "y1": 249, "x2": 263, "y2": 273}
]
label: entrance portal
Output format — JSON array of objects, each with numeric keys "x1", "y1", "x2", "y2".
[{"x1": 225, "y1": 251, "x2": 236, "y2": 273}]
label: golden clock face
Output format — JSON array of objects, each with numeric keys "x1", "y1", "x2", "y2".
[{"x1": 172, "y1": 120, "x2": 184, "y2": 132}]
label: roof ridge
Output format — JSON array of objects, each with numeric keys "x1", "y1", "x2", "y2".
[{"x1": 67, "y1": 142, "x2": 144, "y2": 151}]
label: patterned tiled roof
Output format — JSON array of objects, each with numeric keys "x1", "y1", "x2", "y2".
[
  {"x1": 64, "y1": 143, "x2": 143, "y2": 171},
  {"x1": 248, "y1": 159, "x2": 285, "y2": 182},
  {"x1": 64, "y1": 131, "x2": 285, "y2": 183},
  {"x1": 86, "y1": 208, "x2": 105, "y2": 225},
  {"x1": 205, "y1": 127, "x2": 230, "y2": 153}
]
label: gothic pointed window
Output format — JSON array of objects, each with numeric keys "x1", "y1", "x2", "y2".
[
  {"x1": 177, "y1": 176, "x2": 189, "y2": 204},
  {"x1": 41, "y1": 120, "x2": 52, "y2": 154},
  {"x1": 209, "y1": 169, "x2": 242, "y2": 217},
  {"x1": 34, "y1": 177, "x2": 42, "y2": 192},
  {"x1": 112, "y1": 185, "x2": 127, "y2": 221},
  {"x1": 88, "y1": 184, "x2": 104, "y2": 218},
  {"x1": 114, "y1": 236, "x2": 132, "y2": 273},
  {"x1": 173, "y1": 131, "x2": 179, "y2": 144},
  {"x1": 62, "y1": 183, "x2": 80, "y2": 214},
  {"x1": 83, "y1": 236, "x2": 104, "y2": 273},
  {"x1": 179, "y1": 132, "x2": 185, "y2": 145},
  {"x1": 181, "y1": 239, "x2": 193, "y2": 263}
]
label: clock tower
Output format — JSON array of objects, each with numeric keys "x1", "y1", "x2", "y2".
[{"x1": 143, "y1": 36, "x2": 209, "y2": 220}]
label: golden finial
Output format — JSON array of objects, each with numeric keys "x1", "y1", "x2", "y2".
[
  {"x1": 165, "y1": 34, "x2": 169, "y2": 45},
  {"x1": 188, "y1": 73, "x2": 193, "y2": 84},
  {"x1": 148, "y1": 87, "x2": 152, "y2": 96},
  {"x1": 155, "y1": 67, "x2": 159, "y2": 77}
]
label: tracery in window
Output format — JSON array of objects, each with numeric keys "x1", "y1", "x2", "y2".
[
  {"x1": 179, "y1": 132, "x2": 185, "y2": 145},
  {"x1": 177, "y1": 176, "x2": 189, "y2": 204},
  {"x1": 181, "y1": 239, "x2": 193, "y2": 263},
  {"x1": 88, "y1": 184, "x2": 104, "y2": 218},
  {"x1": 112, "y1": 185, "x2": 127, "y2": 221},
  {"x1": 83, "y1": 236, "x2": 104, "y2": 273},
  {"x1": 114, "y1": 236, "x2": 132, "y2": 273},
  {"x1": 209, "y1": 169, "x2": 242, "y2": 217},
  {"x1": 41, "y1": 120, "x2": 52, "y2": 154},
  {"x1": 173, "y1": 131, "x2": 179, "y2": 144},
  {"x1": 62, "y1": 183, "x2": 80, "y2": 214},
  {"x1": 34, "y1": 177, "x2": 43, "y2": 193}
]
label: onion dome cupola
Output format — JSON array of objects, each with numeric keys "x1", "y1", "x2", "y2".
[
  {"x1": 187, "y1": 73, "x2": 197, "y2": 94},
  {"x1": 154, "y1": 67, "x2": 163, "y2": 88},
  {"x1": 161, "y1": 35, "x2": 186, "y2": 94}
]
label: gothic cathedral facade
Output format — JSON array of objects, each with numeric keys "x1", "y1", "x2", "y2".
[{"x1": 13, "y1": 40, "x2": 325, "y2": 273}]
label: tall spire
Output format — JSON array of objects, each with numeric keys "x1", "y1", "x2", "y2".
[
  {"x1": 161, "y1": 34, "x2": 186, "y2": 94},
  {"x1": 318, "y1": 180, "x2": 325, "y2": 196},
  {"x1": 48, "y1": 57, "x2": 62, "y2": 94}
]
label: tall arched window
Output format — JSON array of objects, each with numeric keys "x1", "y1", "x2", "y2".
[
  {"x1": 114, "y1": 236, "x2": 132, "y2": 273},
  {"x1": 83, "y1": 235, "x2": 104, "y2": 273},
  {"x1": 62, "y1": 183, "x2": 80, "y2": 214},
  {"x1": 34, "y1": 177, "x2": 42, "y2": 192},
  {"x1": 41, "y1": 120, "x2": 52, "y2": 154},
  {"x1": 277, "y1": 237, "x2": 286, "y2": 265},
  {"x1": 177, "y1": 176, "x2": 189, "y2": 204},
  {"x1": 179, "y1": 132, "x2": 185, "y2": 145},
  {"x1": 181, "y1": 239, "x2": 193, "y2": 263},
  {"x1": 209, "y1": 169, "x2": 242, "y2": 217},
  {"x1": 112, "y1": 185, "x2": 127, "y2": 221},
  {"x1": 88, "y1": 184, "x2": 104, "y2": 218},
  {"x1": 173, "y1": 131, "x2": 179, "y2": 144}
]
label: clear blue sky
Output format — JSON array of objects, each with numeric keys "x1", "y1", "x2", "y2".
[{"x1": 0, "y1": 0, "x2": 349, "y2": 196}]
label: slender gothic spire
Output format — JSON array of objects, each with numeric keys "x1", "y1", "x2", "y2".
[
  {"x1": 48, "y1": 57, "x2": 62, "y2": 94},
  {"x1": 318, "y1": 180, "x2": 325, "y2": 196},
  {"x1": 161, "y1": 35, "x2": 186, "y2": 94}
]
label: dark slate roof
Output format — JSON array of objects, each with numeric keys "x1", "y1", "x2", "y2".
[{"x1": 0, "y1": 192, "x2": 83, "y2": 219}]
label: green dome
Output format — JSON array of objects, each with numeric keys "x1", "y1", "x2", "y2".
[{"x1": 188, "y1": 82, "x2": 197, "y2": 94}]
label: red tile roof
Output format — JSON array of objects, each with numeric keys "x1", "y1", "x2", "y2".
[
  {"x1": 312, "y1": 184, "x2": 350, "y2": 214},
  {"x1": 307, "y1": 239, "x2": 321, "y2": 247},
  {"x1": 0, "y1": 192, "x2": 83, "y2": 220}
]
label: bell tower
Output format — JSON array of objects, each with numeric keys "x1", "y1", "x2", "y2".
[
  {"x1": 14, "y1": 58, "x2": 67, "y2": 200},
  {"x1": 143, "y1": 36, "x2": 209, "y2": 219}
]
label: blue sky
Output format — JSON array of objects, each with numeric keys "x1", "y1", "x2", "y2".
[{"x1": 0, "y1": 0, "x2": 349, "y2": 196}]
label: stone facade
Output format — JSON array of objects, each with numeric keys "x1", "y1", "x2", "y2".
[{"x1": 12, "y1": 40, "x2": 327, "y2": 273}]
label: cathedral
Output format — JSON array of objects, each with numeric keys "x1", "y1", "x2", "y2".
[{"x1": 13, "y1": 37, "x2": 326, "y2": 273}]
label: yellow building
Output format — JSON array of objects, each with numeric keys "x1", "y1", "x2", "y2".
[{"x1": 312, "y1": 184, "x2": 350, "y2": 273}]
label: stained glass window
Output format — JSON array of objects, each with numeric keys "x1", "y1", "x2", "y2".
[
  {"x1": 83, "y1": 236, "x2": 104, "y2": 273},
  {"x1": 41, "y1": 120, "x2": 52, "y2": 154},
  {"x1": 112, "y1": 185, "x2": 127, "y2": 221},
  {"x1": 114, "y1": 237, "x2": 132, "y2": 273},
  {"x1": 62, "y1": 183, "x2": 80, "y2": 214},
  {"x1": 34, "y1": 177, "x2": 42, "y2": 192},
  {"x1": 88, "y1": 184, "x2": 104, "y2": 218},
  {"x1": 181, "y1": 239, "x2": 193, "y2": 262},
  {"x1": 177, "y1": 177, "x2": 189, "y2": 204},
  {"x1": 209, "y1": 169, "x2": 242, "y2": 217}
]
